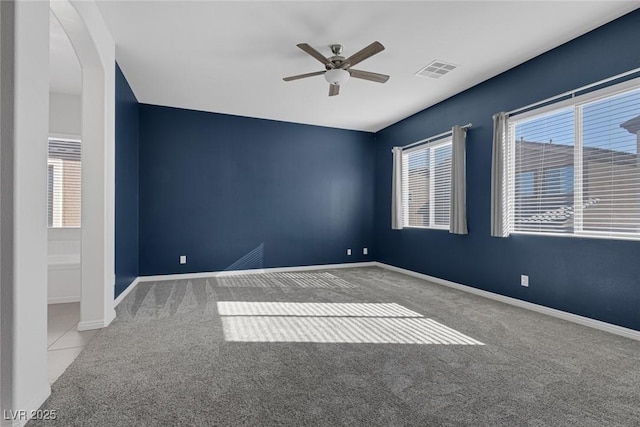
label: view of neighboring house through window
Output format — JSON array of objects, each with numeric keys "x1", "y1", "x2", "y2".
[
  {"x1": 401, "y1": 138, "x2": 452, "y2": 229},
  {"x1": 508, "y1": 83, "x2": 640, "y2": 239},
  {"x1": 48, "y1": 137, "x2": 81, "y2": 228}
]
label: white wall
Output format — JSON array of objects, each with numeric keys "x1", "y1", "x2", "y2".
[
  {"x1": 0, "y1": 0, "x2": 114, "y2": 422},
  {"x1": 48, "y1": 91, "x2": 82, "y2": 304},
  {"x1": 51, "y1": 0, "x2": 116, "y2": 331},
  {"x1": 49, "y1": 91, "x2": 81, "y2": 136},
  {"x1": 47, "y1": 228, "x2": 81, "y2": 304},
  {"x1": 11, "y1": 0, "x2": 51, "y2": 423},
  {"x1": 0, "y1": 0, "x2": 14, "y2": 420}
]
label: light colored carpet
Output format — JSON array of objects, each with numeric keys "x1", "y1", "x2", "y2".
[{"x1": 28, "y1": 267, "x2": 640, "y2": 426}]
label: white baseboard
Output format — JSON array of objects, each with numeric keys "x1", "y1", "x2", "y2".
[
  {"x1": 11, "y1": 384, "x2": 51, "y2": 427},
  {"x1": 47, "y1": 296, "x2": 80, "y2": 305},
  {"x1": 114, "y1": 262, "x2": 377, "y2": 307},
  {"x1": 77, "y1": 308, "x2": 116, "y2": 331},
  {"x1": 111, "y1": 261, "x2": 639, "y2": 341},
  {"x1": 77, "y1": 320, "x2": 106, "y2": 331},
  {"x1": 374, "y1": 262, "x2": 640, "y2": 342},
  {"x1": 139, "y1": 262, "x2": 378, "y2": 282},
  {"x1": 114, "y1": 277, "x2": 140, "y2": 307}
]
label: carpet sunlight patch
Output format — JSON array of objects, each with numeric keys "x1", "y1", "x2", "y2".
[{"x1": 218, "y1": 302, "x2": 483, "y2": 345}]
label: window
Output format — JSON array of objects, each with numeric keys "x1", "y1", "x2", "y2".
[
  {"x1": 508, "y1": 82, "x2": 640, "y2": 239},
  {"x1": 401, "y1": 138, "x2": 452, "y2": 229},
  {"x1": 515, "y1": 171, "x2": 535, "y2": 197},
  {"x1": 47, "y1": 137, "x2": 81, "y2": 228}
]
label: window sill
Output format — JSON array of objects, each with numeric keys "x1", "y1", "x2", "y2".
[
  {"x1": 511, "y1": 230, "x2": 640, "y2": 242},
  {"x1": 402, "y1": 225, "x2": 450, "y2": 231}
]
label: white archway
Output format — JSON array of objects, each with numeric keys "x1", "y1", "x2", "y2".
[
  {"x1": 2, "y1": 1, "x2": 115, "y2": 418},
  {"x1": 50, "y1": 0, "x2": 116, "y2": 330}
]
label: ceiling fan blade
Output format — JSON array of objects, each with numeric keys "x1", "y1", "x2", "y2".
[
  {"x1": 297, "y1": 43, "x2": 331, "y2": 67},
  {"x1": 349, "y1": 69, "x2": 390, "y2": 83},
  {"x1": 342, "y1": 41, "x2": 385, "y2": 68},
  {"x1": 283, "y1": 70, "x2": 325, "y2": 82},
  {"x1": 329, "y1": 84, "x2": 340, "y2": 96}
]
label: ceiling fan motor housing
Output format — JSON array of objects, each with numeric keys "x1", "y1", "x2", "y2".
[{"x1": 330, "y1": 44, "x2": 343, "y2": 55}]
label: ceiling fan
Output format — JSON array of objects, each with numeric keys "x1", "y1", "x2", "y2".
[{"x1": 283, "y1": 42, "x2": 389, "y2": 96}]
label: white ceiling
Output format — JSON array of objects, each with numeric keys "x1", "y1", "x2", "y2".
[{"x1": 79, "y1": 1, "x2": 638, "y2": 132}]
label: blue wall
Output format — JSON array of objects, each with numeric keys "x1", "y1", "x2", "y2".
[
  {"x1": 116, "y1": 10, "x2": 640, "y2": 331},
  {"x1": 374, "y1": 10, "x2": 640, "y2": 330},
  {"x1": 138, "y1": 105, "x2": 374, "y2": 276},
  {"x1": 115, "y1": 64, "x2": 139, "y2": 297}
]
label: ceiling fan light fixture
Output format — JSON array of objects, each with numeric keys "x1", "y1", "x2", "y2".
[
  {"x1": 283, "y1": 42, "x2": 388, "y2": 96},
  {"x1": 324, "y1": 68, "x2": 349, "y2": 86}
]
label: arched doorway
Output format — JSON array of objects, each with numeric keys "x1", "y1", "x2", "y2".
[{"x1": 50, "y1": 0, "x2": 116, "y2": 331}]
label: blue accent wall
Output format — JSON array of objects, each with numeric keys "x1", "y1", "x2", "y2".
[
  {"x1": 374, "y1": 10, "x2": 640, "y2": 331},
  {"x1": 115, "y1": 64, "x2": 139, "y2": 297},
  {"x1": 138, "y1": 105, "x2": 374, "y2": 276},
  {"x1": 114, "y1": 10, "x2": 640, "y2": 331}
]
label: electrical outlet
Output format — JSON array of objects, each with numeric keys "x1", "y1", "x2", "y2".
[
  {"x1": 347, "y1": 249, "x2": 352, "y2": 256},
  {"x1": 521, "y1": 274, "x2": 529, "y2": 287},
  {"x1": 363, "y1": 247, "x2": 368, "y2": 255},
  {"x1": 180, "y1": 255, "x2": 187, "y2": 264}
]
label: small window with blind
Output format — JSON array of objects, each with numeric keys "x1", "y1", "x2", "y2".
[
  {"x1": 401, "y1": 137, "x2": 452, "y2": 229},
  {"x1": 47, "y1": 137, "x2": 81, "y2": 228},
  {"x1": 508, "y1": 81, "x2": 640, "y2": 239}
]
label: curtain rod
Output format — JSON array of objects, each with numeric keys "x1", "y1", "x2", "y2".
[
  {"x1": 395, "y1": 123, "x2": 472, "y2": 152},
  {"x1": 506, "y1": 66, "x2": 640, "y2": 117}
]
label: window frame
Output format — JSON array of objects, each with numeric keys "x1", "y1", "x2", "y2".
[
  {"x1": 507, "y1": 77, "x2": 640, "y2": 241},
  {"x1": 47, "y1": 133, "x2": 82, "y2": 229},
  {"x1": 401, "y1": 136, "x2": 452, "y2": 230}
]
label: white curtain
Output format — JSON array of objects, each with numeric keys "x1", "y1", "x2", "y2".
[
  {"x1": 491, "y1": 112, "x2": 509, "y2": 237},
  {"x1": 391, "y1": 147, "x2": 403, "y2": 230},
  {"x1": 449, "y1": 125, "x2": 468, "y2": 234}
]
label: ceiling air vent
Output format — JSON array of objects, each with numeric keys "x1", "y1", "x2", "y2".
[{"x1": 415, "y1": 60, "x2": 458, "y2": 79}]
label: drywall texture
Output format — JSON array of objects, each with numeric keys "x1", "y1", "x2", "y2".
[
  {"x1": 115, "y1": 63, "x2": 139, "y2": 297},
  {"x1": 138, "y1": 105, "x2": 375, "y2": 276},
  {"x1": 11, "y1": 0, "x2": 51, "y2": 414},
  {"x1": 49, "y1": 92, "x2": 81, "y2": 136}
]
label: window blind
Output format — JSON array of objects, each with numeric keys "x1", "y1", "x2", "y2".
[
  {"x1": 401, "y1": 139, "x2": 452, "y2": 228},
  {"x1": 509, "y1": 85, "x2": 640, "y2": 238},
  {"x1": 47, "y1": 138, "x2": 81, "y2": 228}
]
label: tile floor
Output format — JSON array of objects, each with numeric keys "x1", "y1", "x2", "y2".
[{"x1": 47, "y1": 303, "x2": 98, "y2": 384}]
